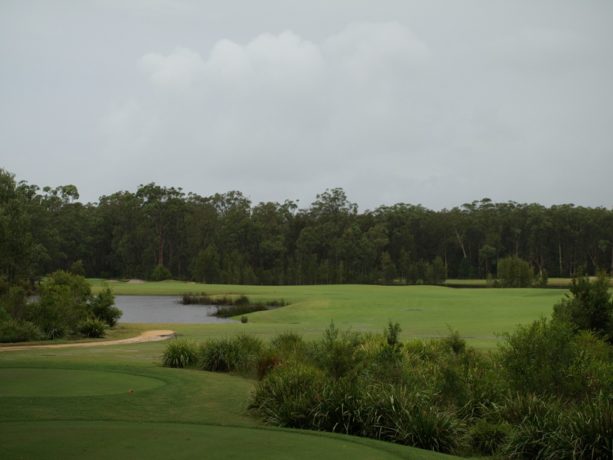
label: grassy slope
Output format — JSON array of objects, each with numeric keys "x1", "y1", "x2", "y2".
[
  {"x1": 0, "y1": 282, "x2": 571, "y2": 458},
  {"x1": 91, "y1": 280, "x2": 567, "y2": 348},
  {"x1": 0, "y1": 344, "x2": 451, "y2": 460}
]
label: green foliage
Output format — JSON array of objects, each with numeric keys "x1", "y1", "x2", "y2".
[
  {"x1": 90, "y1": 288, "x2": 122, "y2": 326},
  {"x1": 442, "y1": 328, "x2": 466, "y2": 355},
  {"x1": 553, "y1": 272, "x2": 613, "y2": 341},
  {"x1": 199, "y1": 335, "x2": 263, "y2": 375},
  {"x1": 27, "y1": 271, "x2": 92, "y2": 338},
  {"x1": 561, "y1": 396, "x2": 613, "y2": 459},
  {"x1": 496, "y1": 256, "x2": 534, "y2": 287},
  {"x1": 466, "y1": 419, "x2": 510, "y2": 455},
  {"x1": 162, "y1": 339, "x2": 199, "y2": 368},
  {"x1": 77, "y1": 318, "x2": 106, "y2": 338},
  {"x1": 68, "y1": 259, "x2": 86, "y2": 276},
  {"x1": 150, "y1": 264, "x2": 172, "y2": 281},
  {"x1": 499, "y1": 318, "x2": 584, "y2": 397},
  {"x1": 315, "y1": 322, "x2": 366, "y2": 379},
  {"x1": 361, "y1": 385, "x2": 463, "y2": 453},
  {"x1": 250, "y1": 364, "x2": 325, "y2": 428},
  {"x1": 0, "y1": 319, "x2": 43, "y2": 342}
]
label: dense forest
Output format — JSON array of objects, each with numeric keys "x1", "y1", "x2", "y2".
[{"x1": 1, "y1": 168, "x2": 612, "y2": 285}]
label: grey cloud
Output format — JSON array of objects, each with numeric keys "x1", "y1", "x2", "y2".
[{"x1": 1, "y1": 1, "x2": 612, "y2": 209}]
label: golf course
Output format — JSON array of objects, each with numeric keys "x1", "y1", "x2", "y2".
[{"x1": 0, "y1": 281, "x2": 572, "y2": 459}]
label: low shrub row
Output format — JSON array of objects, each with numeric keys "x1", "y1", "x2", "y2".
[
  {"x1": 181, "y1": 292, "x2": 287, "y2": 317},
  {"x1": 162, "y1": 323, "x2": 612, "y2": 457}
]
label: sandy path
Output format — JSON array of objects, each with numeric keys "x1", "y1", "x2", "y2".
[{"x1": 0, "y1": 330, "x2": 176, "y2": 352}]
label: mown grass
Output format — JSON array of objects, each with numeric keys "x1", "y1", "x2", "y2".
[
  {"x1": 0, "y1": 281, "x2": 587, "y2": 458},
  {"x1": 0, "y1": 344, "x2": 452, "y2": 459},
  {"x1": 91, "y1": 280, "x2": 568, "y2": 348}
]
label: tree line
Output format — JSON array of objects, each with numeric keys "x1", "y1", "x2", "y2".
[{"x1": 1, "y1": 168, "x2": 612, "y2": 285}]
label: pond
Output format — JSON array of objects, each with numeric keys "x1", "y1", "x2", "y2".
[{"x1": 114, "y1": 296, "x2": 234, "y2": 324}]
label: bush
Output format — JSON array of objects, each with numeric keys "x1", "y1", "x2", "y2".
[
  {"x1": 0, "y1": 319, "x2": 43, "y2": 342},
  {"x1": 25, "y1": 270, "x2": 92, "y2": 339},
  {"x1": 78, "y1": 318, "x2": 106, "y2": 338},
  {"x1": 199, "y1": 335, "x2": 262, "y2": 374},
  {"x1": 90, "y1": 288, "x2": 122, "y2": 326},
  {"x1": 497, "y1": 256, "x2": 534, "y2": 287},
  {"x1": 553, "y1": 272, "x2": 613, "y2": 341},
  {"x1": 498, "y1": 318, "x2": 583, "y2": 397},
  {"x1": 150, "y1": 264, "x2": 172, "y2": 281},
  {"x1": 162, "y1": 339, "x2": 199, "y2": 368},
  {"x1": 561, "y1": 396, "x2": 613, "y2": 459},
  {"x1": 466, "y1": 419, "x2": 510, "y2": 455},
  {"x1": 361, "y1": 385, "x2": 463, "y2": 453},
  {"x1": 498, "y1": 394, "x2": 613, "y2": 459},
  {"x1": 499, "y1": 395, "x2": 565, "y2": 459},
  {"x1": 250, "y1": 364, "x2": 325, "y2": 428},
  {"x1": 312, "y1": 323, "x2": 366, "y2": 379}
]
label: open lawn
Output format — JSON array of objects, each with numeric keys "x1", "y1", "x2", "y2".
[
  {"x1": 0, "y1": 343, "x2": 452, "y2": 459},
  {"x1": 91, "y1": 280, "x2": 568, "y2": 348},
  {"x1": 0, "y1": 281, "x2": 576, "y2": 459}
]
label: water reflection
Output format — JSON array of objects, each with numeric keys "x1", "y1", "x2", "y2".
[{"x1": 115, "y1": 296, "x2": 235, "y2": 323}]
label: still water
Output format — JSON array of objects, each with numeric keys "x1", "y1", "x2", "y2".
[{"x1": 114, "y1": 296, "x2": 234, "y2": 323}]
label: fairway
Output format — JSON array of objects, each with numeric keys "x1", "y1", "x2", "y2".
[
  {"x1": 90, "y1": 280, "x2": 569, "y2": 348},
  {"x1": 0, "y1": 421, "x2": 451, "y2": 460},
  {"x1": 0, "y1": 349, "x2": 452, "y2": 460}
]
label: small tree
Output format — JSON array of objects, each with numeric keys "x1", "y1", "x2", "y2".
[
  {"x1": 553, "y1": 272, "x2": 613, "y2": 341},
  {"x1": 150, "y1": 264, "x2": 172, "y2": 281},
  {"x1": 90, "y1": 288, "x2": 121, "y2": 327},
  {"x1": 496, "y1": 256, "x2": 534, "y2": 287}
]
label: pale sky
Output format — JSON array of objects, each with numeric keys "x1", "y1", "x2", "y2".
[{"x1": 1, "y1": 0, "x2": 612, "y2": 210}]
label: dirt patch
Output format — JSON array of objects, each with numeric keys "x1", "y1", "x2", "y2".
[
  {"x1": 0, "y1": 330, "x2": 176, "y2": 353},
  {"x1": 127, "y1": 279, "x2": 146, "y2": 284}
]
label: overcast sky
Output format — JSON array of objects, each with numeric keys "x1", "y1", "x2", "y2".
[{"x1": 1, "y1": 0, "x2": 612, "y2": 210}]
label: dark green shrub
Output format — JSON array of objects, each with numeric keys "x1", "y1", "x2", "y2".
[
  {"x1": 214, "y1": 304, "x2": 266, "y2": 317},
  {"x1": 442, "y1": 328, "x2": 466, "y2": 355},
  {"x1": 553, "y1": 272, "x2": 613, "y2": 341},
  {"x1": 150, "y1": 264, "x2": 172, "y2": 281},
  {"x1": 68, "y1": 259, "x2": 86, "y2": 276},
  {"x1": 90, "y1": 288, "x2": 122, "y2": 327},
  {"x1": 0, "y1": 319, "x2": 43, "y2": 342},
  {"x1": 467, "y1": 419, "x2": 510, "y2": 455},
  {"x1": 199, "y1": 334, "x2": 263, "y2": 374},
  {"x1": 256, "y1": 350, "x2": 282, "y2": 380},
  {"x1": 240, "y1": 315, "x2": 248, "y2": 323},
  {"x1": 361, "y1": 385, "x2": 463, "y2": 453},
  {"x1": 498, "y1": 395, "x2": 566, "y2": 459},
  {"x1": 311, "y1": 377, "x2": 363, "y2": 434},
  {"x1": 562, "y1": 396, "x2": 613, "y2": 459},
  {"x1": 497, "y1": 256, "x2": 534, "y2": 287},
  {"x1": 25, "y1": 270, "x2": 92, "y2": 339},
  {"x1": 498, "y1": 318, "x2": 583, "y2": 397},
  {"x1": 199, "y1": 339, "x2": 241, "y2": 372},
  {"x1": 271, "y1": 332, "x2": 305, "y2": 355},
  {"x1": 78, "y1": 318, "x2": 106, "y2": 338},
  {"x1": 250, "y1": 364, "x2": 325, "y2": 428},
  {"x1": 234, "y1": 295, "x2": 250, "y2": 306},
  {"x1": 314, "y1": 323, "x2": 366, "y2": 379},
  {"x1": 162, "y1": 339, "x2": 199, "y2": 368}
]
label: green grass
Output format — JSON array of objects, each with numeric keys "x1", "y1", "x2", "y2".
[
  {"x1": 0, "y1": 345, "x2": 451, "y2": 459},
  {"x1": 91, "y1": 280, "x2": 568, "y2": 348},
  {"x1": 0, "y1": 281, "x2": 577, "y2": 458},
  {"x1": 0, "y1": 421, "x2": 451, "y2": 460}
]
